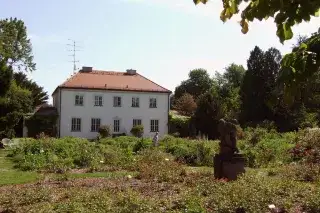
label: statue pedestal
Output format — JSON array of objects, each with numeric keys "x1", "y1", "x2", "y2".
[{"x1": 213, "y1": 153, "x2": 245, "y2": 181}]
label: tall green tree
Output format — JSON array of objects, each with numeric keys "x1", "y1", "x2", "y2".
[
  {"x1": 174, "y1": 68, "x2": 214, "y2": 101},
  {"x1": 0, "y1": 18, "x2": 35, "y2": 72},
  {"x1": 0, "y1": 60, "x2": 13, "y2": 96},
  {"x1": 194, "y1": 86, "x2": 225, "y2": 139},
  {"x1": 214, "y1": 63, "x2": 246, "y2": 120},
  {"x1": 13, "y1": 72, "x2": 48, "y2": 108},
  {"x1": 240, "y1": 46, "x2": 281, "y2": 125},
  {"x1": 193, "y1": 0, "x2": 320, "y2": 43},
  {"x1": 0, "y1": 80, "x2": 32, "y2": 138}
]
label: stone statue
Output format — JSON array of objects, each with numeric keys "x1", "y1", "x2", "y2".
[
  {"x1": 214, "y1": 118, "x2": 245, "y2": 180},
  {"x1": 218, "y1": 119, "x2": 239, "y2": 155}
]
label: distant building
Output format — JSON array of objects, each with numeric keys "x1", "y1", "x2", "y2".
[{"x1": 52, "y1": 67, "x2": 171, "y2": 139}]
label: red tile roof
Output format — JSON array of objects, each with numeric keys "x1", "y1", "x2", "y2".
[{"x1": 53, "y1": 70, "x2": 171, "y2": 95}]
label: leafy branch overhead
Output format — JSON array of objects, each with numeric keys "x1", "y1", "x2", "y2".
[{"x1": 193, "y1": 0, "x2": 320, "y2": 43}]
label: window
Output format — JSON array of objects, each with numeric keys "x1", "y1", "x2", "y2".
[
  {"x1": 94, "y1": 95, "x2": 103, "y2": 106},
  {"x1": 132, "y1": 97, "x2": 140, "y2": 108},
  {"x1": 149, "y1": 98, "x2": 157, "y2": 108},
  {"x1": 133, "y1": 119, "x2": 142, "y2": 127},
  {"x1": 113, "y1": 96, "x2": 121, "y2": 107},
  {"x1": 91, "y1": 118, "x2": 101, "y2": 132},
  {"x1": 75, "y1": 95, "x2": 84, "y2": 106},
  {"x1": 150, "y1": 119, "x2": 159, "y2": 132},
  {"x1": 71, "y1": 118, "x2": 81, "y2": 132},
  {"x1": 113, "y1": 119, "x2": 120, "y2": 133}
]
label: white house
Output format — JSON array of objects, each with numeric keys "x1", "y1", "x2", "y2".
[{"x1": 52, "y1": 66, "x2": 171, "y2": 139}]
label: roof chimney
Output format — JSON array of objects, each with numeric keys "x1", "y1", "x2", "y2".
[
  {"x1": 126, "y1": 69, "x2": 136, "y2": 75},
  {"x1": 80, "y1": 66, "x2": 93, "y2": 72}
]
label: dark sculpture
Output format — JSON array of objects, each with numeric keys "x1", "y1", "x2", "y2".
[{"x1": 214, "y1": 119, "x2": 245, "y2": 180}]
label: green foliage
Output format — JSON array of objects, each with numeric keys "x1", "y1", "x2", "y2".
[
  {"x1": 193, "y1": 0, "x2": 320, "y2": 43},
  {"x1": 24, "y1": 114, "x2": 58, "y2": 138},
  {"x1": 240, "y1": 46, "x2": 281, "y2": 125},
  {"x1": 238, "y1": 128, "x2": 296, "y2": 167},
  {"x1": 169, "y1": 111, "x2": 192, "y2": 137},
  {"x1": 9, "y1": 137, "x2": 134, "y2": 172},
  {"x1": 136, "y1": 149, "x2": 186, "y2": 183},
  {"x1": 160, "y1": 135, "x2": 219, "y2": 166},
  {"x1": 290, "y1": 128, "x2": 320, "y2": 164},
  {"x1": 130, "y1": 125, "x2": 144, "y2": 138},
  {"x1": 279, "y1": 31, "x2": 320, "y2": 104},
  {"x1": 200, "y1": 172, "x2": 320, "y2": 212},
  {"x1": 14, "y1": 72, "x2": 48, "y2": 107},
  {"x1": 0, "y1": 81, "x2": 32, "y2": 138},
  {"x1": 173, "y1": 93, "x2": 197, "y2": 116},
  {"x1": 0, "y1": 17, "x2": 35, "y2": 72},
  {"x1": 0, "y1": 59, "x2": 13, "y2": 96},
  {"x1": 174, "y1": 68, "x2": 214, "y2": 101},
  {"x1": 194, "y1": 86, "x2": 225, "y2": 139},
  {"x1": 98, "y1": 125, "x2": 112, "y2": 138}
]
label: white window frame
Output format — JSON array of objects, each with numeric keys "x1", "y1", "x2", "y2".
[
  {"x1": 149, "y1": 97, "x2": 157, "y2": 108},
  {"x1": 91, "y1": 118, "x2": 101, "y2": 132},
  {"x1": 132, "y1": 97, "x2": 140, "y2": 108},
  {"x1": 75, "y1": 94, "x2": 84, "y2": 106},
  {"x1": 94, "y1": 95, "x2": 103, "y2": 107},
  {"x1": 71, "y1": 118, "x2": 81, "y2": 132},
  {"x1": 113, "y1": 96, "x2": 122, "y2": 107},
  {"x1": 150, "y1": 119, "x2": 159, "y2": 132},
  {"x1": 113, "y1": 119, "x2": 120, "y2": 133},
  {"x1": 133, "y1": 119, "x2": 142, "y2": 127}
]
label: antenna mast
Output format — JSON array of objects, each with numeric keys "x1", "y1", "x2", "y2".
[{"x1": 67, "y1": 39, "x2": 81, "y2": 74}]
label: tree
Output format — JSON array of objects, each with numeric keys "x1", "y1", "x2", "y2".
[
  {"x1": 174, "y1": 69, "x2": 214, "y2": 100},
  {"x1": 0, "y1": 18, "x2": 35, "y2": 72},
  {"x1": 174, "y1": 93, "x2": 197, "y2": 116},
  {"x1": 0, "y1": 60, "x2": 13, "y2": 96},
  {"x1": 214, "y1": 63, "x2": 246, "y2": 120},
  {"x1": 13, "y1": 72, "x2": 48, "y2": 108},
  {"x1": 279, "y1": 29, "x2": 320, "y2": 103},
  {"x1": 193, "y1": 0, "x2": 320, "y2": 43},
  {"x1": 240, "y1": 46, "x2": 281, "y2": 125},
  {"x1": 194, "y1": 87, "x2": 225, "y2": 139},
  {"x1": 0, "y1": 80, "x2": 32, "y2": 138}
]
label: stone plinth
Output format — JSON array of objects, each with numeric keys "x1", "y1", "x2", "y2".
[{"x1": 214, "y1": 153, "x2": 245, "y2": 181}]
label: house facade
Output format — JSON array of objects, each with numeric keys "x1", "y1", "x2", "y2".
[{"x1": 52, "y1": 67, "x2": 171, "y2": 139}]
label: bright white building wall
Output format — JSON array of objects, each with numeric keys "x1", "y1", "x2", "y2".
[{"x1": 54, "y1": 88, "x2": 170, "y2": 139}]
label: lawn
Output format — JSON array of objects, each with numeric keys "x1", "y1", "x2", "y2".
[{"x1": 0, "y1": 149, "x2": 39, "y2": 186}]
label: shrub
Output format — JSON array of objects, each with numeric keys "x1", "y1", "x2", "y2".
[
  {"x1": 132, "y1": 138, "x2": 150, "y2": 153},
  {"x1": 136, "y1": 149, "x2": 186, "y2": 183},
  {"x1": 290, "y1": 128, "x2": 320, "y2": 164},
  {"x1": 159, "y1": 135, "x2": 218, "y2": 166},
  {"x1": 98, "y1": 125, "x2": 112, "y2": 138},
  {"x1": 9, "y1": 137, "x2": 134, "y2": 172},
  {"x1": 130, "y1": 125, "x2": 144, "y2": 137}
]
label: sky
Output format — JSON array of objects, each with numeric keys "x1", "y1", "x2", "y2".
[{"x1": 1, "y1": 0, "x2": 319, "y2": 103}]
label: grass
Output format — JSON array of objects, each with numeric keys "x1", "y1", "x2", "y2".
[{"x1": 0, "y1": 149, "x2": 39, "y2": 186}]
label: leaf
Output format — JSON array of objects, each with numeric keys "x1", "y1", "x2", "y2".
[
  {"x1": 193, "y1": 0, "x2": 208, "y2": 4},
  {"x1": 277, "y1": 22, "x2": 293, "y2": 43},
  {"x1": 315, "y1": 9, "x2": 320, "y2": 17},
  {"x1": 240, "y1": 19, "x2": 249, "y2": 34}
]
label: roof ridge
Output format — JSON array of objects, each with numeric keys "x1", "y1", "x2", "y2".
[{"x1": 137, "y1": 73, "x2": 171, "y2": 92}]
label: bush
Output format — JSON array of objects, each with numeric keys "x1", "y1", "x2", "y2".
[
  {"x1": 9, "y1": 137, "x2": 134, "y2": 172},
  {"x1": 199, "y1": 172, "x2": 319, "y2": 213},
  {"x1": 159, "y1": 135, "x2": 218, "y2": 166},
  {"x1": 290, "y1": 128, "x2": 320, "y2": 164},
  {"x1": 130, "y1": 125, "x2": 144, "y2": 137},
  {"x1": 98, "y1": 125, "x2": 112, "y2": 138},
  {"x1": 136, "y1": 149, "x2": 186, "y2": 183},
  {"x1": 238, "y1": 129, "x2": 296, "y2": 168}
]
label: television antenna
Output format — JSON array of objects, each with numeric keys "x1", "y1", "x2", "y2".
[{"x1": 67, "y1": 39, "x2": 82, "y2": 74}]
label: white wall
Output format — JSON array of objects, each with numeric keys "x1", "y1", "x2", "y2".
[{"x1": 55, "y1": 89, "x2": 169, "y2": 139}]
